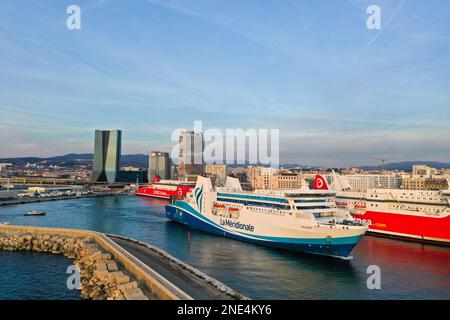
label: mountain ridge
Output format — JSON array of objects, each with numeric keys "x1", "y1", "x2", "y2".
[
  {"x1": 0, "y1": 153, "x2": 149, "y2": 167},
  {"x1": 1, "y1": 154, "x2": 449, "y2": 171}
]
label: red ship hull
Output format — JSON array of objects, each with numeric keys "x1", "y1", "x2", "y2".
[
  {"x1": 136, "y1": 185, "x2": 194, "y2": 200},
  {"x1": 351, "y1": 210, "x2": 450, "y2": 244}
]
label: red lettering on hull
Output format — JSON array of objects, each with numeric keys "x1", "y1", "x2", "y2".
[{"x1": 136, "y1": 185, "x2": 194, "y2": 200}]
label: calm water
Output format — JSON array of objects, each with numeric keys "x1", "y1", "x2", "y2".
[
  {"x1": 0, "y1": 196, "x2": 449, "y2": 300},
  {"x1": 0, "y1": 251, "x2": 81, "y2": 300}
]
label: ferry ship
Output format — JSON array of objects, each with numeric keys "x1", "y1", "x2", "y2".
[
  {"x1": 332, "y1": 173, "x2": 450, "y2": 244},
  {"x1": 136, "y1": 175, "x2": 195, "y2": 200},
  {"x1": 166, "y1": 175, "x2": 367, "y2": 258}
]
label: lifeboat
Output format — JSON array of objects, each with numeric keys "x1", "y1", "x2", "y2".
[{"x1": 213, "y1": 203, "x2": 226, "y2": 210}]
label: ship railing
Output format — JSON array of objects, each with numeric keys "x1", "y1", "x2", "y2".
[
  {"x1": 170, "y1": 195, "x2": 186, "y2": 204},
  {"x1": 246, "y1": 206, "x2": 288, "y2": 216}
]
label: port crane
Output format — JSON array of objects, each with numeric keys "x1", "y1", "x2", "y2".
[{"x1": 377, "y1": 158, "x2": 388, "y2": 171}]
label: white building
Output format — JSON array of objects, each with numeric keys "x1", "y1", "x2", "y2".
[
  {"x1": 343, "y1": 174, "x2": 402, "y2": 192},
  {"x1": 413, "y1": 165, "x2": 437, "y2": 179},
  {"x1": 0, "y1": 163, "x2": 12, "y2": 171}
]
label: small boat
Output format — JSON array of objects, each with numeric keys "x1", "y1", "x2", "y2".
[
  {"x1": 0, "y1": 222, "x2": 10, "y2": 225},
  {"x1": 24, "y1": 210, "x2": 46, "y2": 216}
]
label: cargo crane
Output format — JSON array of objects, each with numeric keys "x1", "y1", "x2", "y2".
[{"x1": 377, "y1": 158, "x2": 388, "y2": 171}]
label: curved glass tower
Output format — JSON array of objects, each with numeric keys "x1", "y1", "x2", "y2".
[{"x1": 91, "y1": 130, "x2": 122, "y2": 183}]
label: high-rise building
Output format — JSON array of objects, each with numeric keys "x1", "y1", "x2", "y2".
[
  {"x1": 91, "y1": 130, "x2": 122, "y2": 183},
  {"x1": 149, "y1": 151, "x2": 171, "y2": 181},
  {"x1": 178, "y1": 130, "x2": 204, "y2": 177}
]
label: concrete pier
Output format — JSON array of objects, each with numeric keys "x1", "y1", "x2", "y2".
[{"x1": 0, "y1": 225, "x2": 247, "y2": 300}]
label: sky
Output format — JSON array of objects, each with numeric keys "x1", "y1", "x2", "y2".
[{"x1": 0, "y1": 0, "x2": 450, "y2": 167}]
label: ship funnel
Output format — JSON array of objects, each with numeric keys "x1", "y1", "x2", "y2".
[
  {"x1": 331, "y1": 171, "x2": 351, "y2": 192},
  {"x1": 225, "y1": 176, "x2": 243, "y2": 192},
  {"x1": 313, "y1": 175, "x2": 329, "y2": 190},
  {"x1": 194, "y1": 176, "x2": 214, "y2": 193},
  {"x1": 193, "y1": 176, "x2": 214, "y2": 213}
]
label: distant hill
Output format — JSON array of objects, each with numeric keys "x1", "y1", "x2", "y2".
[
  {"x1": 120, "y1": 154, "x2": 148, "y2": 167},
  {"x1": 0, "y1": 153, "x2": 149, "y2": 168},
  {"x1": 1, "y1": 154, "x2": 449, "y2": 171},
  {"x1": 359, "y1": 161, "x2": 450, "y2": 171}
]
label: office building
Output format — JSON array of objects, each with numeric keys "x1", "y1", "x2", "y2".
[
  {"x1": 178, "y1": 131, "x2": 204, "y2": 177},
  {"x1": 345, "y1": 174, "x2": 402, "y2": 192},
  {"x1": 149, "y1": 151, "x2": 171, "y2": 181},
  {"x1": 91, "y1": 130, "x2": 122, "y2": 183}
]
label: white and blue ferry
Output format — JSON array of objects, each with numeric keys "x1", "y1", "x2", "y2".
[{"x1": 166, "y1": 176, "x2": 367, "y2": 258}]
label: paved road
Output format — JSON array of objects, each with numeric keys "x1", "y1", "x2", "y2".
[{"x1": 109, "y1": 235, "x2": 242, "y2": 300}]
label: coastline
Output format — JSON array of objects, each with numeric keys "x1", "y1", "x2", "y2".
[
  {"x1": 0, "y1": 224, "x2": 248, "y2": 300},
  {"x1": 0, "y1": 192, "x2": 130, "y2": 207},
  {"x1": 0, "y1": 232, "x2": 150, "y2": 300}
]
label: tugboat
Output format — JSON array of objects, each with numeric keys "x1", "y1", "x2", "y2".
[{"x1": 24, "y1": 210, "x2": 46, "y2": 216}]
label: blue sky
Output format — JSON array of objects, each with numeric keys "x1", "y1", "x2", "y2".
[{"x1": 1, "y1": 0, "x2": 449, "y2": 167}]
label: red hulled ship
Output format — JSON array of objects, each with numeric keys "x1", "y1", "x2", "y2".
[
  {"x1": 136, "y1": 175, "x2": 195, "y2": 200},
  {"x1": 330, "y1": 174, "x2": 450, "y2": 244}
]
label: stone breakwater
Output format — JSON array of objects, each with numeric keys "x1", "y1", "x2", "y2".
[{"x1": 0, "y1": 234, "x2": 150, "y2": 300}]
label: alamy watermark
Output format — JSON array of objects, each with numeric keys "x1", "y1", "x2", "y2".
[
  {"x1": 171, "y1": 121, "x2": 280, "y2": 168},
  {"x1": 66, "y1": 264, "x2": 81, "y2": 290},
  {"x1": 366, "y1": 265, "x2": 381, "y2": 290},
  {"x1": 66, "y1": 5, "x2": 81, "y2": 30},
  {"x1": 367, "y1": 5, "x2": 381, "y2": 30}
]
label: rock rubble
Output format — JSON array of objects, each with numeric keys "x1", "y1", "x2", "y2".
[{"x1": 0, "y1": 233, "x2": 150, "y2": 300}]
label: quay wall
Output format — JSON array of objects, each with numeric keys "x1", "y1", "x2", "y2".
[
  {"x1": 0, "y1": 192, "x2": 128, "y2": 206},
  {"x1": 0, "y1": 225, "x2": 192, "y2": 300}
]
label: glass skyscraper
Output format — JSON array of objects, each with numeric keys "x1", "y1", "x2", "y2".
[{"x1": 91, "y1": 130, "x2": 122, "y2": 183}]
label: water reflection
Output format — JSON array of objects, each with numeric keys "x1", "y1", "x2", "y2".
[{"x1": 1, "y1": 196, "x2": 449, "y2": 299}]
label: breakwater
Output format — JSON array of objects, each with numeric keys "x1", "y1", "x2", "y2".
[
  {"x1": 0, "y1": 233, "x2": 149, "y2": 300},
  {"x1": 0, "y1": 225, "x2": 194, "y2": 300},
  {"x1": 0, "y1": 225, "x2": 246, "y2": 300}
]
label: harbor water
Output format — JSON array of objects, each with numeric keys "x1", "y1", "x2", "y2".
[
  {"x1": 0, "y1": 196, "x2": 449, "y2": 300},
  {"x1": 0, "y1": 251, "x2": 81, "y2": 300}
]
